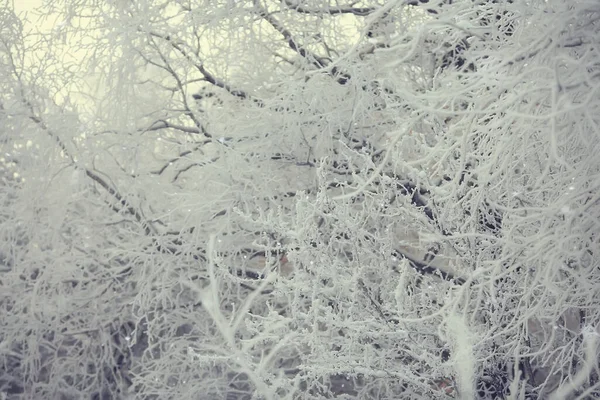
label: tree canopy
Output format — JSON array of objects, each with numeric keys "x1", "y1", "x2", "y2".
[{"x1": 1, "y1": 0, "x2": 599, "y2": 399}]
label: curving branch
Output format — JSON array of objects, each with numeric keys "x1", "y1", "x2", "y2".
[
  {"x1": 392, "y1": 248, "x2": 466, "y2": 284},
  {"x1": 172, "y1": 158, "x2": 219, "y2": 182},
  {"x1": 146, "y1": 36, "x2": 212, "y2": 137},
  {"x1": 280, "y1": 0, "x2": 376, "y2": 16},
  {"x1": 23, "y1": 100, "x2": 160, "y2": 238},
  {"x1": 253, "y1": 0, "x2": 352, "y2": 85},
  {"x1": 145, "y1": 30, "x2": 264, "y2": 106},
  {"x1": 143, "y1": 119, "x2": 206, "y2": 135}
]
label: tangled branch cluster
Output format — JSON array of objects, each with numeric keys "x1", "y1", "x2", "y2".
[{"x1": 1, "y1": 0, "x2": 599, "y2": 399}]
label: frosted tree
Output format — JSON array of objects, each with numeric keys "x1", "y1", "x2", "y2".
[{"x1": 1, "y1": 0, "x2": 599, "y2": 399}]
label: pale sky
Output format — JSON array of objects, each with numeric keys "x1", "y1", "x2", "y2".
[{"x1": 14, "y1": 0, "x2": 43, "y2": 17}]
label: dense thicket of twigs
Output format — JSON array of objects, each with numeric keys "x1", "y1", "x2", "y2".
[{"x1": 1, "y1": 0, "x2": 599, "y2": 399}]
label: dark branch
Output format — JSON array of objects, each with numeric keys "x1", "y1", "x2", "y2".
[
  {"x1": 143, "y1": 119, "x2": 206, "y2": 135},
  {"x1": 281, "y1": 0, "x2": 376, "y2": 16},
  {"x1": 85, "y1": 169, "x2": 156, "y2": 236},
  {"x1": 253, "y1": 0, "x2": 351, "y2": 85},
  {"x1": 146, "y1": 30, "x2": 264, "y2": 106},
  {"x1": 392, "y1": 249, "x2": 466, "y2": 285}
]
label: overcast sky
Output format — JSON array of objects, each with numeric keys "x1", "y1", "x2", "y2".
[{"x1": 14, "y1": 0, "x2": 42, "y2": 20}]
